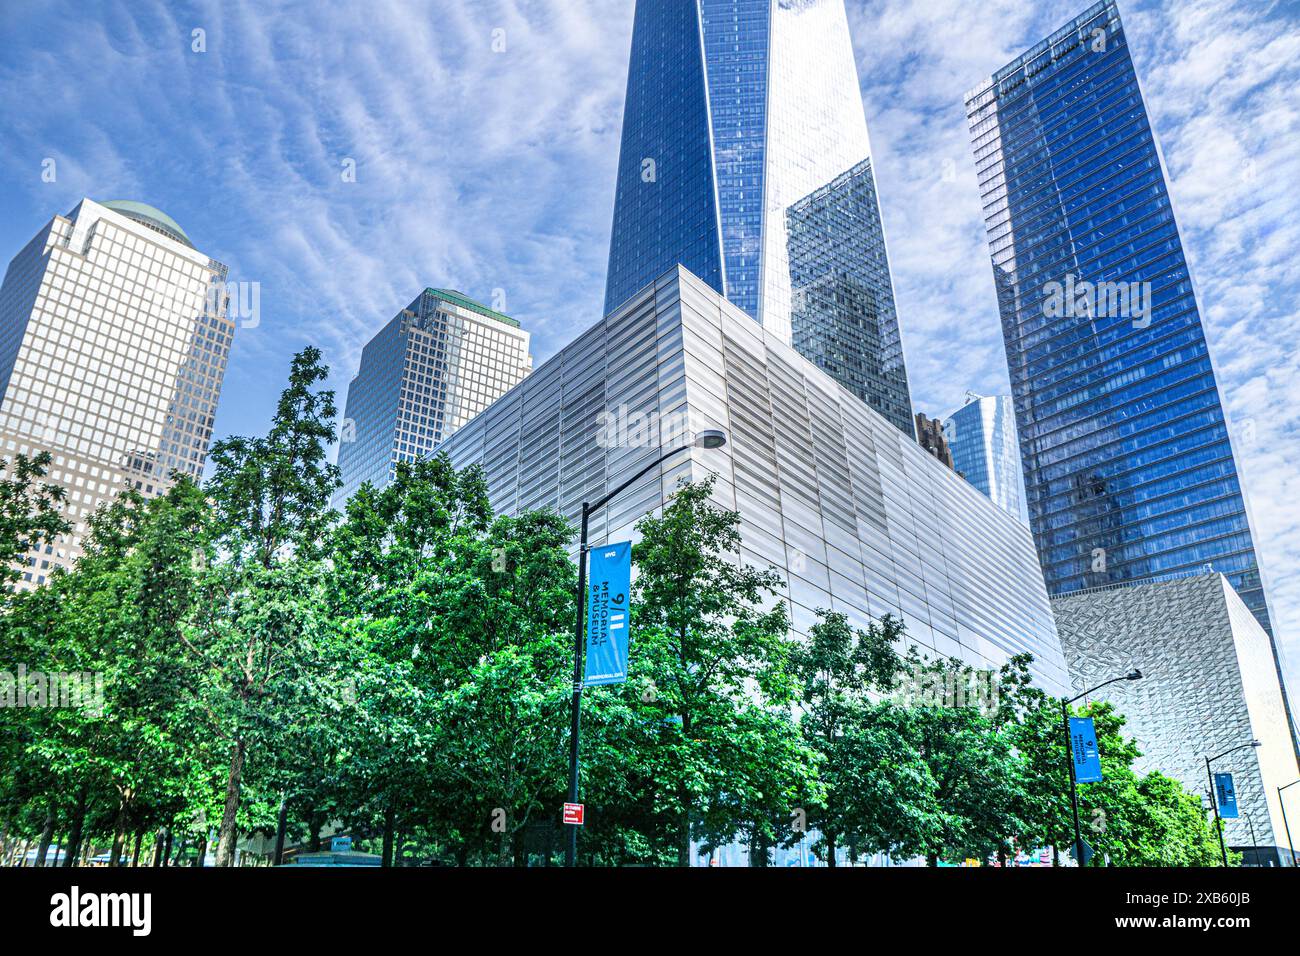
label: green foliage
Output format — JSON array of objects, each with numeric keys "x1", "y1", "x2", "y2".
[
  {"x1": 0, "y1": 369, "x2": 1238, "y2": 869},
  {"x1": 580, "y1": 477, "x2": 818, "y2": 866},
  {"x1": 0, "y1": 450, "x2": 69, "y2": 593}
]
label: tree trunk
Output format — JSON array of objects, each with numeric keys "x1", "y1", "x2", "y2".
[
  {"x1": 131, "y1": 830, "x2": 143, "y2": 867},
  {"x1": 381, "y1": 805, "x2": 395, "y2": 868},
  {"x1": 215, "y1": 737, "x2": 246, "y2": 867},
  {"x1": 63, "y1": 784, "x2": 89, "y2": 868},
  {"x1": 676, "y1": 804, "x2": 691, "y2": 867},
  {"x1": 109, "y1": 803, "x2": 128, "y2": 867},
  {"x1": 498, "y1": 829, "x2": 511, "y2": 867},
  {"x1": 926, "y1": 852, "x2": 939, "y2": 867},
  {"x1": 307, "y1": 810, "x2": 327, "y2": 853},
  {"x1": 152, "y1": 829, "x2": 165, "y2": 867},
  {"x1": 826, "y1": 831, "x2": 838, "y2": 868},
  {"x1": 35, "y1": 809, "x2": 55, "y2": 867},
  {"x1": 273, "y1": 794, "x2": 289, "y2": 866},
  {"x1": 163, "y1": 828, "x2": 174, "y2": 867},
  {"x1": 194, "y1": 837, "x2": 207, "y2": 868}
]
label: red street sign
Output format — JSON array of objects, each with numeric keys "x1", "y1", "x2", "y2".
[{"x1": 563, "y1": 802, "x2": 584, "y2": 826}]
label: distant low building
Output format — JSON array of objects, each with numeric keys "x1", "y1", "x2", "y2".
[{"x1": 914, "y1": 412, "x2": 954, "y2": 470}]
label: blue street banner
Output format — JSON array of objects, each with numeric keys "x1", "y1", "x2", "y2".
[
  {"x1": 1069, "y1": 716, "x2": 1103, "y2": 783},
  {"x1": 1214, "y1": 772, "x2": 1239, "y2": 818},
  {"x1": 584, "y1": 541, "x2": 632, "y2": 686}
]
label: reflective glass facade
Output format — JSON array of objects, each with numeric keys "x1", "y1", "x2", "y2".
[
  {"x1": 605, "y1": 0, "x2": 914, "y2": 435},
  {"x1": 440, "y1": 266, "x2": 1068, "y2": 696},
  {"x1": 965, "y1": 2, "x2": 1274, "y2": 632},
  {"x1": 604, "y1": 0, "x2": 722, "y2": 315},
  {"x1": 0, "y1": 198, "x2": 233, "y2": 586},
  {"x1": 788, "y1": 158, "x2": 911, "y2": 432},
  {"x1": 944, "y1": 393, "x2": 1029, "y2": 525},
  {"x1": 334, "y1": 289, "x2": 532, "y2": 507}
]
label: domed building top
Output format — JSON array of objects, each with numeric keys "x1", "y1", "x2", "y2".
[{"x1": 98, "y1": 199, "x2": 195, "y2": 249}]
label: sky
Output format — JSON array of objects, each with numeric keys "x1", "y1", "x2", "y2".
[{"x1": 1, "y1": 0, "x2": 1298, "y2": 693}]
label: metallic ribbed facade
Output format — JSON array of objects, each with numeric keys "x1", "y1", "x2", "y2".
[
  {"x1": 0, "y1": 198, "x2": 233, "y2": 586},
  {"x1": 604, "y1": 0, "x2": 913, "y2": 436},
  {"x1": 1052, "y1": 573, "x2": 1300, "y2": 866},
  {"x1": 439, "y1": 266, "x2": 1067, "y2": 693},
  {"x1": 334, "y1": 289, "x2": 531, "y2": 507},
  {"x1": 945, "y1": 393, "x2": 1029, "y2": 524}
]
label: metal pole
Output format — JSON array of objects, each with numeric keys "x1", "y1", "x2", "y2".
[
  {"x1": 1207, "y1": 757, "x2": 1228, "y2": 867},
  {"x1": 1280, "y1": 784, "x2": 1298, "y2": 867},
  {"x1": 1062, "y1": 700, "x2": 1085, "y2": 866},
  {"x1": 1242, "y1": 812, "x2": 1259, "y2": 867},
  {"x1": 565, "y1": 503, "x2": 591, "y2": 867}
]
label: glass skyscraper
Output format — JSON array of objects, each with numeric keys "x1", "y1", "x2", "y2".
[
  {"x1": 965, "y1": 2, "x2": 1291, "y2": 739},
  {"x1": 334, "y1": 288, "x2": 532, "y2": 507},
  {"x1": 0, "y1": 198, "x2": 234, "y2": 586},
  {"x1": 604, "y1": 0, "x2": 913, "y2": 435},
  {"x1": 944, "y1": 393, "x2": 1029, "y2": 525}
]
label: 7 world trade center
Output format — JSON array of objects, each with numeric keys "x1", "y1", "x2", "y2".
[{"x1": 965, "y1": 0, "x2": 1295, "y2": 756}]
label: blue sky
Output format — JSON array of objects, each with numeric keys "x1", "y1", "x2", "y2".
[{"x1": 1, "y1": 0, "x2": 1298, "y2": 691}]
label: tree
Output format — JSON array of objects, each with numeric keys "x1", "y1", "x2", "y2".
[
  {"x1": 324, "y1": 456, "x2": 582, "y2": 865},
  {"x1": 899, "y1": 651, "x2": 1038, "y2": 865},
  {"x1": 1116, "y1": 772, "x2": 1223, "y2": 866},
  {"x1": 1011, "y1": 695, "x2": 1227, "y2": 866},
  {"x1": 582, "y1": 477, "x2": 817, "y2": 866},
  {"x1": 183, "y1": 347, "x2": 341, "y2": 866},
  {"x1": 790, "y1": 610, "x2": 943, "y2": 865},
  {"x1": 0, "y1": 450, "x2": 69, "y2": 593}
]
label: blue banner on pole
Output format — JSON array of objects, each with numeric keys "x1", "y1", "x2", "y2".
[
  {"x1": 584, "y1": 541, "x2": 632, "y2": 686},
  {"x1": 1069, "y1": 716, "x2": 1103, "y2": 783},
  {"x1": 1214, "y1": 772, "x2": 1239, "y2": 818}
]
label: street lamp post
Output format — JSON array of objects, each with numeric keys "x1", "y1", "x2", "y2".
[
  {"x1": 1278, "y1": 779, "x2": 1300, "y2": 868},
  {"x1": 564, "y1": 429, "x2": 727, "y2": 867},
  {"x1": 1061, "y1": 669, "x2": 1142, "y2": 866},
  {"x1": 1241, "y1": 811, "x2": 1260, "y2": 867},
  {"x1": 1205, "y1": 740, "x2": 1261, "y2": 867}
]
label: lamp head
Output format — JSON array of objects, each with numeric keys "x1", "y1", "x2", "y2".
[
  {"x1": 694, "y1": 429, "x2": 727, "y2": 450},
  {"x1": 1126, "y1": 669, "x2": 1143, "y2": 681}
]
